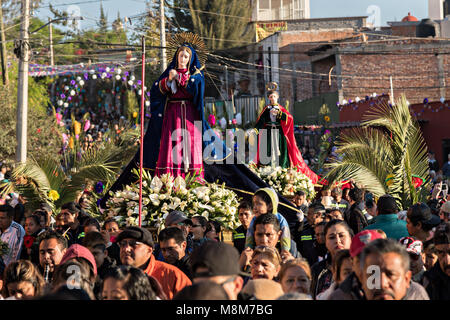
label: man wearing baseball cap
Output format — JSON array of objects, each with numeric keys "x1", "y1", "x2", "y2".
[
  {"x1": 116, "y1": 226, "x2": 191, "y2": 299},
  {"x1": 423, "y1": 222, "x2": 450, "y2": 300},
  {"x1": 399, "y1": 237, "x2": 426, "y2": 283},
  {"x1": 363, "y1": 194, "x2": 409, "y2": 240},
  {"x1": 406, "y1": 203, "x2": 441, "y2": 242},
  {"x1": 328, "y1": 230, "x2": 383, "y2": 300},
  {"x1": 190, "y1": 241, "x2": 246, "y2": 300}
]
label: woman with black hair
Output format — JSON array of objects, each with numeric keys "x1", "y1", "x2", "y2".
[
  {"x1": 101, "y1": 265, "x2": 157, "y2": 300},
  {"x1": 310, "y1": 219, "x2": 354, "y2": 299}
]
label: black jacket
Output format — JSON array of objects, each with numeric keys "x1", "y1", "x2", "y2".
[
  {"x1": 232, "y1": 225, "x2": 247, "y2": 254},
  {"x1": 346, "y1": 202, "x2": 368, "y2": 235},
  {"x1": 295, "y1": 221, "x2": 317, "y2": 266},
  {"x1": 423, "y1": 262, "x2": 450, "y2": 300},
  {"x1": 310, "y1": 255, "x2": 333, "y2": 299},
  {"x1": 174, "y1": 255, "x2": 193, "y2": 280}
]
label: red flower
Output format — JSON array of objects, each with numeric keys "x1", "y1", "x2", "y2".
[
  {"x1": 412, "y1": 176, "x2": 424, "y2": 189},
  {"x1": 24, "y1": 235, "x2": 35, "y2": 249},
  {"x1": 37, "y1": 128, "x2": 41, "y2": 133}
]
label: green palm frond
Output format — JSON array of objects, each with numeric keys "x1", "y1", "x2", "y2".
[
  {"x1": 71, "y1": 144, "x2": 123, "y2": 188},
  {"x1": 6, "y1": 157, "x2": 69, "y2": 211},
  {"x1": 324, "y1": 95, "x2": 429, "y2": 210},
  {"x1": 326, "y1": 162, "x2": 387, "y2": 197}
]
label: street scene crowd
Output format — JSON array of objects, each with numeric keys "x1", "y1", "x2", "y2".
[
  {"x1": 1, "y1": 0, "x2": 450, "y2": 304},
  {"x1": 0, "y1": 161, "x2": 449, "y2": 300}
]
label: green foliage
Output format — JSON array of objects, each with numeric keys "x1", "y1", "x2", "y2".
[
  {"x1": 98, "y1": 2, "x2": 108, "y2": 33},
  {"x1": 324, "y1": 96, "x2": 430, "y2": 210},
  {"x1": 2, "y1": 125, "x2": 139, "y2": 214},
  {"x1": 0, "y1": 61, "x2": 63, "y2": 163},
  {"x1": 168, "y1": 0, "x2": 252, "y2": 50}
]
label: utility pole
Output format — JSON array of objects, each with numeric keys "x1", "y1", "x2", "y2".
[
  {"x1": 48, "y1": 17, "x2": 54, "y2": 66},
  {"x1": 0, "y1": 0, "x2": 9, "y2": 85},
  {"x1": 160, "y1": 0, "x2": 166, "y2": 72},
  {"x1": 16, "y1": 0, "x2": 30, "y2": 163}
]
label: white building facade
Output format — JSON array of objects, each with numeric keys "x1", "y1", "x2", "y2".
[{"x1": 251, "y1": 0, "x2": 310, "y2": 21}]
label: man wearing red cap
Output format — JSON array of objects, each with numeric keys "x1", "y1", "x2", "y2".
[{"x1": 328, "y1": 230, "x2": 383, "y2": 300}]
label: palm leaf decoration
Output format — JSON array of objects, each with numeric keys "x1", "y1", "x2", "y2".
[
  {"x1": 2, "y1": 128, "x2": 139, "y2": 215},
  {"x1": 324, "y1": 95, "x2": 429, "y2": 210}
]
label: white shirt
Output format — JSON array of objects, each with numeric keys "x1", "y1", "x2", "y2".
[{"x1": 0, "y1": 221, "x2": 25, "y2": 266}]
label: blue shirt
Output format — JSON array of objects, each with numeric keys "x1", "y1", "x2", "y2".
[{"x1": 363, "y1": 214, "x2": 409, "y2": 240}]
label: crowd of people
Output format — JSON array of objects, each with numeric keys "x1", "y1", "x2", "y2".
[
  {"x1": 67, "y1": 106, "x2": 132, "y2": 154},
  {"x1": 0, "y1": 166, "x2": 449, "y2": 300}
]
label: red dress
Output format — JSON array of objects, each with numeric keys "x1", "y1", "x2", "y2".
[{"x1": 155, "y1": 68, "x2": 204, "y2": 178}]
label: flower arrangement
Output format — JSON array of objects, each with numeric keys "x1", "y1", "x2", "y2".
[
  {"x1": 105, "y1": 169, "x2": 241, "y2": 231},
  {"x1": 249, "y1": 163, "x2": 316, "y2": 200},
  {"x1": 0, "y1": 239, "x2": 9, "y2": 256}
]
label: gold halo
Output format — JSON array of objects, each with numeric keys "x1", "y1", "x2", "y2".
[
  {"x1": 167, "y1": 32, "x2": 207, "y2": 67},
  {"x1": 266, "y1": 82, "x2": 278, "y2": 92}
]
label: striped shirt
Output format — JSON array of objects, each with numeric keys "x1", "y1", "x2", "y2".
[{"x1": 1, "y1": 221, "x2": 25, "y2": 266}]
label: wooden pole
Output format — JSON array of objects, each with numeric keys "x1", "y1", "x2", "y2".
[
  {"x1": 16, "y1": 0, "x2": 30, "y2": 163},
  {"x1": 138, "y1": 36, "x2": 146, "y2": 227}
]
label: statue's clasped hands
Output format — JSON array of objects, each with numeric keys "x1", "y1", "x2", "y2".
[{"x1": 168, "y1": 69, "x2": 178, "y2": 81}]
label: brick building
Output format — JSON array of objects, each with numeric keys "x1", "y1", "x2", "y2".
[{"x1": 307, "y1": 37, "x2": 450, "y2": 105}]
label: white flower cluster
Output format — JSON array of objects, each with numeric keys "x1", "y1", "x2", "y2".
[
  {"x1": 249, "y1": 163, "x2": 316, "y2": 200},
  {"x1": 105, "y1": 172, "x2": 240, "y2": 230}
]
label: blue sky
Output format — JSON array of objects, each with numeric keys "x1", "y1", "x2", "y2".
[{"x1": 34, "y1": 0, "x2": 428, "y2": 31}]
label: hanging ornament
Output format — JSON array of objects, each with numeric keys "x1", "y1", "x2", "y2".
[
  {"x1": 76, "y1": 76, "x2": 81, "y2": 82},
  {"x1": 115, "y1": 75, "x2": 121, "y2": 80},
  {"x1": 131, "y1": 75, "x2": 135, "y2": 81},
  {"x1": 116, "y1": 68, "x2": 122, "y2": 74},
  {"x1": 79, "y1": 80, "x2": 85, "y2": 86},
  {"x1": 105, "y1": 67, "x2": 110, "y2": 73},
  {"x1": 440, "y1": 97, "x2": 445, "y2": 103},
  {"x1": 145, "y1": 100, "x2": 150, "y2": 107},
  {"x1": 128, "y1": 80, "x2": 134, "y2": 86},
  {"x1": 70, "y1": 90, "x2": 76, "y2": 96},
  {"x1": 89, "y1": 69, "x2": 95, "y2": 74},
  {"x1": 101, "y1": 72, "x2": 107, "y2": 79},
  {"x1": 355, "y1": 97, "x2": 361, "y2": 103},
  {"x1": 92, "y1": 74, "x2": 97, "y2": 80},
  {"x1": 63, "y1": 102, "x2": 69, "y2": 108},
  {"x1": 64, "y1": 86, "x2": 69, "y2": 91}
]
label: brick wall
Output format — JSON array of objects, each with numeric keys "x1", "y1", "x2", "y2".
[
  {"x1": 338, "y1": 39, "x2": 450, "y2": 104},
  {"x1": 275, "y1": 29, "x2": 358, "y2": 105}
]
